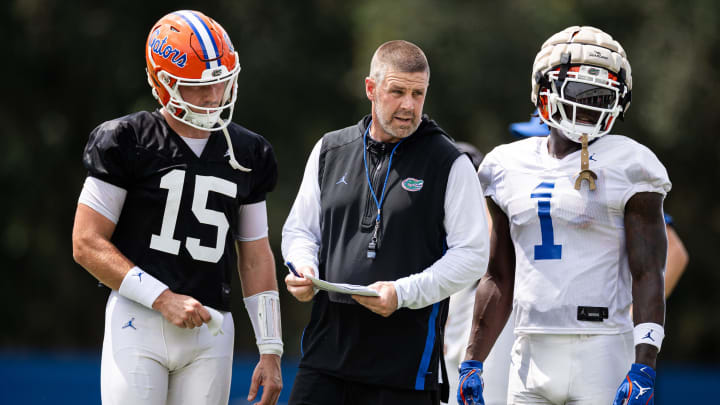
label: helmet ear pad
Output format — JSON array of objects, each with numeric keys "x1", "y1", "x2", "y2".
[
  {"x1": 147, "y1": 68, "x2": 172, "y2": 107},
  {"x1": 538, "y1": 91, "x2": 551, "y2": 121}
]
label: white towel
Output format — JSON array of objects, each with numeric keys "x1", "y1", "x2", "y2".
[{"x1": 205, "y1": 307, "x2": 225, "y2": 336}]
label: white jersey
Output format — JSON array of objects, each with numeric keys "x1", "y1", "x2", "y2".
[{"x1": 478, "y1": 135, "x2": 671, "y2": 334}]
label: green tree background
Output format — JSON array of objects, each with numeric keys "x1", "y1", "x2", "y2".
[{"x1": 2, "y1": 0, "x2": 718, "y2": 365}]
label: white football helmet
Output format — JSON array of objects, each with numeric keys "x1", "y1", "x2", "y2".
[{"x1": 531, "y1": 26, "x2": 632, "y2": 143}]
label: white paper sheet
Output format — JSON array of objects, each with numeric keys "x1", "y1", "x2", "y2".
[{"x1": 305, "y1": 274, "x2": 380, "y2": 297}]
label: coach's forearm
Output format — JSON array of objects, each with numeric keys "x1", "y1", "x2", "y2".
[{"x1": 394, "y1": 243, "x2": 487, "y2": 309}]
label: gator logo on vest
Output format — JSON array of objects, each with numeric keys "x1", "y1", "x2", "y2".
[{"x1": 401, "y1": 178, "x2": 424, "y2": 192}]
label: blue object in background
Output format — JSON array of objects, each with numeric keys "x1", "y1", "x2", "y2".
[
  {"x1": 509, "y1": 109, "x2": 550, "y2": 138},
  {"x1": 0, "y1": 351, "x2": 717, "y2": 404}
]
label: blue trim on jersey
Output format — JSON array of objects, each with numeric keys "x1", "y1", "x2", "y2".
[
  {"x1": 530, "y1": 192, "x2": 552, "y2": 198},
  {"x1": 415, "y1": 302, "x2": 440, "y2": 390},
  {"x1": 300, "y1": 327, "x2": 306, "y2": 357}
]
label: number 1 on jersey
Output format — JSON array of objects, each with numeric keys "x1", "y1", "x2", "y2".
[{"x1": 531, "y1": 182, "x2": 562, "y2": 260}]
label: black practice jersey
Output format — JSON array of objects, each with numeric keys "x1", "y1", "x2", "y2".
[{"x1": 82, "y1": 110, "x2": 277, "y2": 310}]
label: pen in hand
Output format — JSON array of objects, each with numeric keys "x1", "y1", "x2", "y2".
[{"x1": 285, "y1": 261, "x2": 303, "y2": 278}]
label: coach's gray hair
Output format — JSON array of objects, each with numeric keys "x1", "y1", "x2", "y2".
[{"x1": 369, "y1": 40, "x2": 430, "y2": 85}]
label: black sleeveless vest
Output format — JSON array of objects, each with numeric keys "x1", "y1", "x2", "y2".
[{"x1": 299, "y1": 115, "x2": 460, "y2": 392}]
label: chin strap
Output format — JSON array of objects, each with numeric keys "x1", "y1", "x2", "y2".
[
  {"x1": 574, "y1": 134, "x2": 597, "y2": 191},
  {"x1": 217, "y1": 118, "x2": 252, "y2": 172}
]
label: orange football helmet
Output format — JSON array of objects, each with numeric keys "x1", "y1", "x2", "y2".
[{"x1": 146, "y1": 10, "x2": 240, "y2": 130}]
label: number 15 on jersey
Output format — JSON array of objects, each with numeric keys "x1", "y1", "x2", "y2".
[{"x1": 150, "y1": 169, "x2": 237, "y2": 263}]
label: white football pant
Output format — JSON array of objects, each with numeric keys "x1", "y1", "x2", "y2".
[
  {"x1": 507, "y1": 332, "x2": 633, "y2": 405},
  {"x1": 101, "y1": 291, "x2": 234, "y2": 405}
]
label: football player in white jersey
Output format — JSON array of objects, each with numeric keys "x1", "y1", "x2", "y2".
[
  {"x1": 458, "y1": 26, "x2": 670, "y2": 405},
  {"x1": 72, "y1": 10, "x2": 282, "y2": 405}
]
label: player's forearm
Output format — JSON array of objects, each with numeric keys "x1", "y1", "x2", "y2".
[
  {"x1": 464, "y1": 198, "x2": 514, "y2": 361},
  {"x1": 72, "y1": 230, "x2": 134, "y2": 290},
  {"x1": 631, "y1": 270, "x2": 665, "y2": 325},
  {"x1": 464, "y1": 274, "x2": 512, "y2": 362},
  {"x1": 631, "y1": 271, "x2": 665, "y2": 368},
  {"x1": 237, "y1": 239, "x2": 278, "y2": 296},
  {"x1": 625, "y1": 192, "x2": 667, "y2": 368},
  {"x1": 73, "y1": 204, "x2": 134, "y2": 290}
]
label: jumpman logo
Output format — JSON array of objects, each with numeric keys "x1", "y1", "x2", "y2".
[
  {"x1": 589, "y1": 153, "x2": 597, "y2": 161},
  {"x1": 133, "y1": 271, "x2": 143, "y2": 283},
  {"x1": 122, "y1": 317, "x2": 137, "y2": 330},
  {"x1": 642, "y1": 330, "x2": 655, "y2": 342},
  {"x1": 633, "y1": 381, "x2": 651, "y2": 399},
  {"x1": 336, "y1": 173, "x2": 348, "y2": 185}
]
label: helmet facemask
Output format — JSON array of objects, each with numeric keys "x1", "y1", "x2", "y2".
[
  {"x1": 539, "y1": 65, "x2": 627, "y2": 143},
  {"x1": 151, "y1": 61, "x2": 240, "y2": 131}
]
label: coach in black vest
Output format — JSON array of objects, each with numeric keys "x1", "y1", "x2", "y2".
[{"x1": 282, "y1": 40, "x2": 489, "y2": 405}]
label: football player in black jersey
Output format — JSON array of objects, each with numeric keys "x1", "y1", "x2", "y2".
[{"x1": 72, "y1": 10, "x2": 282, "y2": 405}]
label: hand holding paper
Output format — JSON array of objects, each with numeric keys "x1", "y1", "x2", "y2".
[
  {"x1": 284, "y1": 262, "x2": 316, "y2": 302},
  {"x1": 304, "y1": 273, "x2": 380, "y2": 297},
  {"x1": 351, "y1": 281, "x2": 398, "y2": 317}
]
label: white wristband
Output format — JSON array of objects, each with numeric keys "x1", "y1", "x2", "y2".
[
  {"x1": 633, "y1": 322, "x2": 665, "y2": 352},
  {"x1": 118, "y1": 266, "x2": 169, "y2": 309},
  {"x1": 244, "y1": 291, "x2": 283, "y2": 356}
]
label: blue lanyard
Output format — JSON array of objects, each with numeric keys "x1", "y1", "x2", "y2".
[
  {"x1": 363, "y1": 120, "x2": 404, "y2": 258},
  {"x1": 362, "y1": 120, "x2": 405, "y2": 222}
]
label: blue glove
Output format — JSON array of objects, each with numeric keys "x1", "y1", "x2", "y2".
[
  {"x1": 457, "y1": 360, "x2": 484, "y2": 405},
  {"x1": 613, "y1": 363, "x2": 656, "y2": 405}
]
